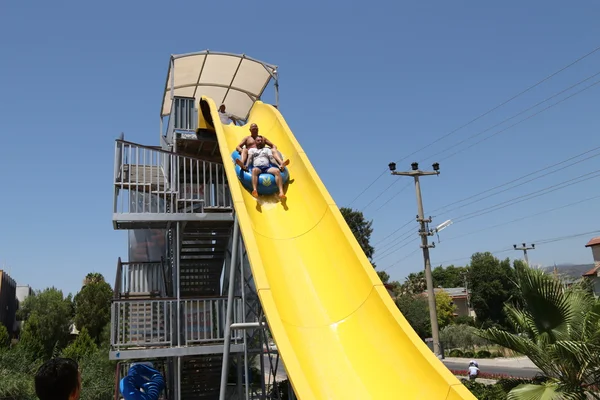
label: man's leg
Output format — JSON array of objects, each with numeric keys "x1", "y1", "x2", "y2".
[
  {"x1": 251, "y1": 168, "x2": 260, "y2": 198},
  {"x1": 235, "y1": 148, "x2": 249, "y2": 170},
  {"x1": 271, "y1": 150, "x2": 289, "y2": 171},
  {"x1": 267, "y1": 167, "x2": 286, "y2": 199}
]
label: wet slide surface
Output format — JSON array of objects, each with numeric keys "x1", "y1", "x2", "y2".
[{"x1": 207, "y1": 97, "x2": 475, "y2": 399}]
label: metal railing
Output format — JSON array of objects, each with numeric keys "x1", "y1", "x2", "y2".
[
  {"x1": 166, "y1": 96, "x2": 198, "y2": 144},
  {"x1": 114, "y1": 140, "x2": 232, "y2": 215},
  {"x1": 181, "y1": 298, "x2": 243, "y2": 346},
  {"x1": 115, "y1": 260, "x2": 167, "y2": 298},
  {"x1": 111, "y1": 297, "x2": 243, "y2": 350}
]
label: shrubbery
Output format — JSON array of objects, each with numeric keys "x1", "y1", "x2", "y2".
[{"x1": 0, "y1": 275, "x2": 115, "y2": 400}]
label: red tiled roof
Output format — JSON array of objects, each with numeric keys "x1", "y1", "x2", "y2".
[
  {"x1": 582, "y1": 265, "x2": 600, "y2": 277},
  {"x1": 585, "y1": 236, "x2": 600, "y2": 247}
]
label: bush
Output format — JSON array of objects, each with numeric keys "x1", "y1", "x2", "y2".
[
  {"x1": 454, "y1": 315, "x2": 475, "y2": 326},
  {"x1": 78, "y1": 350, "x2": 115, "y2": 400},
  {"x1": 492, "y1": 351, "x2": 503, "y2": 358},
  {"x1": 461, "y1": 379, "x2": 507, "y2": 400},
  {"x1": 475, "y1": 350, "x2": 492, "y2": 358},
  {"x1": 440, "y1": 324, "x2": 489, "y2": 350},
  {"x1": 448, "y1": 349, "x2": 464, "y2": 357},
  {"x1": 463, "y1": 351, "x2": 474, "y2": 358}
]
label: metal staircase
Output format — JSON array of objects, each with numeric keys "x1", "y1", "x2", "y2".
[
  {"x1": 180, "y1": 355, "x2": 224, "y2": 400},
  {"x1": 180, "y1": 225, "x2": 229, "y2": 298},
  {"x1": 109, "y1": 85, "x2": 286, "y2": 399}
]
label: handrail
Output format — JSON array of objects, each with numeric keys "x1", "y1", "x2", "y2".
[
  {"x1": 159, "y1": 257, "x2": 172, "y2": 297},
  {"x1": 116, "y1": 138, "x2": 211, "y2": 161},
  {"x1": 112, "y1": 295, "x2": 235, "y2": 303},
  {"x1": 113, "y1": 258, "x2": 122, "y2": 299},
  {"x1": 111, "y1": 297, "x2": 243, "y2": 349},
  {"x1": 113, "y1": 140, "x2": 232, "y2": 214}
]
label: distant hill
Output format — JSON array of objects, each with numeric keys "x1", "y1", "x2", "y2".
[{"x1": 542, "y1": 263, "x2": 594, "y2": 279}]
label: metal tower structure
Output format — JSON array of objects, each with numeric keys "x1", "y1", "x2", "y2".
[{"x1": 109, "y1": 51, "x2": 292, "y2": 400}]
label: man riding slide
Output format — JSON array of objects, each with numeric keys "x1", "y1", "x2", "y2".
[
  {"x1": 245, "y1": 136, "x2": 287, "y2": 199},
  {"x1": 235, "y1": 123, "x2": 289, "y2": 171}
]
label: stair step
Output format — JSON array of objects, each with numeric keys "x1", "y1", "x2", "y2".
[
  {"x1": 181, "y1": 249, "x2": 225, "y2": 256},
  {"x1": 181, "y1": 355, "x2": 223, "y2": 400}
]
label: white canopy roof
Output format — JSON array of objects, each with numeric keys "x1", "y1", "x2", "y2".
[{"x1": 161, "y1": 51, "x2": 278, "y2": 120}]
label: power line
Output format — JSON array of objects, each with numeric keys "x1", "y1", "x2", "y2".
[
  {"x1": 361, "y1": 179, "x2": 402, "y2": 211},
  {"x1": 437, "y1": 149, "x2": 600, "y2": 216},
  {"x1": 452, "y1": 170, "x2": 600, "y2": 223},
  {"x1": 374, "y1": 230, "x2": 417, "y2": 261},
  {"x1": 376, "y1": 162, "x2": 600, "y2": 256},
  {"x1": 439, "y1": 78, "x2": 600, "y2": 162},
  {"x1": 430, "y1": 145, "x2": 600, "y2": 214},
  {"x1": 372, "y1": 218, "x2": 415, "y2": 247},
  {"x1": 423, "y1": 70, "x2": 600, "y2": 162},
  {"x1": 345, "y1": 44, "x2": 600, "y2": 208},
  {"x1": 382, "y1": 247, "x2": 421, "y2": 272},
  {"x1": 441, "y1": 195, "x2": 600, "y2": 242},
  {"x1": 393, "y1": 46, "x2": 600, "y2": 167},
  {"x1": 435, "y1": 229, "x2": 600, "y2": 266}
]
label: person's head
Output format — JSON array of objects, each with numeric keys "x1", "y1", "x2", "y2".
[
  {"x1": 255, "y1": 135, "x2": 265, "y2": 148},
  {"x1": 219, "y1": 104, "x2": 226, "y2": 112},
  {"x1": 35, "y1": 358, "x2": 81, "y2": 400},
  {"x1": 249, "y1": 123, "x2": 259, "y2": 137}
]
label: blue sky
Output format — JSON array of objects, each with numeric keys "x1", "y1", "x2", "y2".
[{"x1": 1, "y1": 1, "x2": 599, "y2": 295}]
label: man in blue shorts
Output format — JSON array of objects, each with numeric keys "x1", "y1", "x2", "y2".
[{"x1": 245, "y1": 136, "x2": 286, "y2": 199}]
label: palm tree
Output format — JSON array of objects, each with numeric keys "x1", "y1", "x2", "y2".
[{"x1": 477, "y1": 264, "x2": 600, "y2": 400}]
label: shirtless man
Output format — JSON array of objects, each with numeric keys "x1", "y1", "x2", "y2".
[
  {"x1": 235, "y1": 123, "x2": 289, "y2": 171},
  {"x1": 246, "y1": 136, "x2": 286, "y2": 199}
]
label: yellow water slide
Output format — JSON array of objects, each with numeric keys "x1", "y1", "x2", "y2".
[{"x1": 205, "y1": 97, "x2": 475, "y2": 400}]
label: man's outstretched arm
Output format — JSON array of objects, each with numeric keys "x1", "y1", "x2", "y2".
[{"x1": 236, "y1": 137, "x2": 248, "y2": 153}]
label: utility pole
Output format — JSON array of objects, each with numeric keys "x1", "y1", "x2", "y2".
[
  {"x1": 388, "y1": 161, "x2": 442, "y2": 357},
  {"x1": 513, "y1": 243, "x2": 535, "y2": 266}
]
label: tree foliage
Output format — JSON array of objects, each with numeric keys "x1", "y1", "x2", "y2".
[
  {"x1": 396, "y1": 294, "x2": 431, "y2": 339},
  {"x1": 61, "y1": 327, "x2": 97, "y2": 361},
  {"x1": 399, "y1": 271, "x2": 426, "y2": 295},
  {"x1": 468, "y1": 252, "x2": 518, "y2": 329},
  {"x1": 340, "y1": 207, "x2": 375, "y2": 261},
  {"x1": 0, "y1": 273, "x2": 116, "y2": 400},
  {"x1": 396, "y1": 291, "x2": 457, "y2": 338},
  {"x1": 17, "y1": 288, "x2": 73, "y2": 358},
  {"x1": 0, "y1": 324, "x2": 9, "y2": 349},
  {"x1": 435, "y1": 291, "x2": 456, "y2": 328},
  {"x1": 440, "y1": 324, "x2": 489, "y2": 350},
  {"x1": 432, "y1": 265, "x2": 468, "y2": 288},
  {"x1": 477, "y1": 264, "x2": 600, "y2": 399},
  {"x1": 74, "y1": 274, "x2": 113, "y2": 344}
]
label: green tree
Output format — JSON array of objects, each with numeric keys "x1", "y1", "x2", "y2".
[
  {"x1": 396, "y1": 292, "x2": 457, "y2": 338},
  {"x1": 396, "y1": 294, "x2": 431, "y2": 339},
  {"x1": 400, "y1": 271, "x2": 426, "y2": 295},
  {"x1": 468, "y1": 252, "x2": 518, "y2": 329},
  {"x1": 74, "y1": 273, "x2": 113, "y2": 344},
  {"x1": 478, "y1": 264, "x2": 600, "y2": 399},
  {"x1": 432, "y1": 265, "x2": 468, "y2": 288},
  {"x1": 0, "y1": 324, "x2": 9, "y2": 349},
  {"x1": 17, "y1": 288, "x2": 73, "y2": 358},
  {"x1": 61, "y1": 327, "x2": 97, "y2": 361},
  {"x1": 435, "y1": 291, "x2": 456, "y2": 328},
  {"x1": 340, "y1": 207, "x2": 374, "y2": 261}
]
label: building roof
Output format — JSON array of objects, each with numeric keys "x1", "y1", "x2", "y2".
[
  {"x1": 160, "y1": 51, "x2": 278, "y2": 120},
  {"x1": 433, "y1": 287, "x2": 469, "y2": 299},
  {"x1": 585, "y1": 236, "x2": 600, "y2": 247},
  {"x1": 582, "y1": 264, "x2": 600, "y2": 277}
]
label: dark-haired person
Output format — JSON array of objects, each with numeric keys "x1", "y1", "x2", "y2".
[{"x1": 35, "y1": 358, "x2": 81, "y2": 400}]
